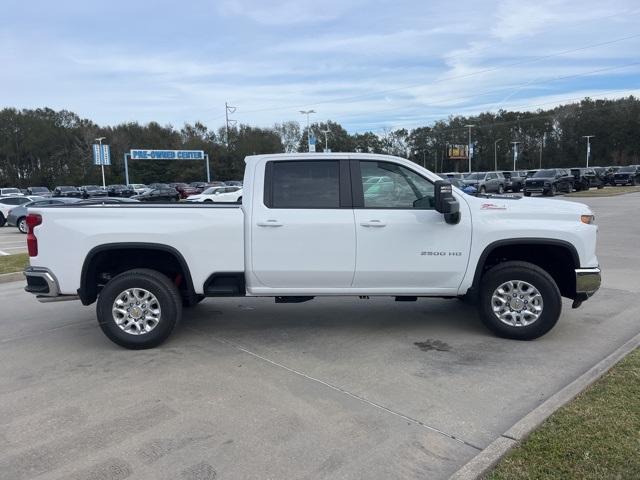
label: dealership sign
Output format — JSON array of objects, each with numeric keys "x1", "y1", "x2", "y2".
[{"x1": 130, "y1": 149, "x2": 205, "y2": 160}]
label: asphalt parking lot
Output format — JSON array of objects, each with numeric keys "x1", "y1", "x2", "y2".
[
  {"x1": 1, "y1": 193, "x2": 639, "y2": 480},
  {"x1": 0, "y1": 227, "x2": 26, "y2": 255}
]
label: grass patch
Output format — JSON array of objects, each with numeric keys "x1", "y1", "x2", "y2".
[
  {"x1": 566, "y1": 186, "x2": 640, "y2": 197},
  {"x1": 0, "y1": 253, "x2": 29, "y2": 274},
  {"x1": 487, "y1": 348, "x2": 640, "y2": 480}
]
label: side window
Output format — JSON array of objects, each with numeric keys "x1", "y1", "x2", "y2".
[
  {"x1": 268, "y1": 161, "x2": 340, "y2": 208},
  {"x1": 360, "y1": 161, "x2": 434, "y2": 209}
]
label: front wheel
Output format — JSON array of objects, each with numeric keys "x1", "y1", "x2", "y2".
[
  {"x1": 0, "y1": 214, "x2": 5, "y2": 227},
  {"x1": 236, "y1": 196, "x2": 242, "y2": 204},
  {"x1": 524, "y1": 191, "x2": 531, "y2": 197},
  {"x1": 96, "y1": 268, "x2": 182, "y2": 349},
  {"x1": 18, "y1": 217, "x2": 27, "y2": 234},
  {"x1": 478, "y1": 261, "x2": 561, "y2": 340}
]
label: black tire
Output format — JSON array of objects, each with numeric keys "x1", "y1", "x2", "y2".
[
  {"x1": 17, "y1": 217, "x2": 27, "y2": 234},
  {"x1": 0, "y1": 213, "x2": 6, "y2": 227},
  {"x1": 546, "y1": 184, "x2": 556, "y2": 196},
  {"x1": 524, "y1": 192, "x2": 531, "y2": 197},
  {"x1": 479, "y1": 186, "x2": 486, "y2": 194},
  {"x1": 204, "y1": 199, "x2": 213, "y2": 203},
  {"x1": 498, "y1": 184, "x2": 504, "y2": 194},
  {"x1": 96, "y1": 268, "x2": 182, "y2": 349},
  {"x1": 236, "y1": 196, "x2": 242, "y2": 204},
  {"x1": 632, "y1": 178, "x2": 638, "y2": 186},
  {"x1": 514, "y1": 186, "x2": 520, "y2": 193},
  {"x1": 478, "y1": 261, "x2": 562, "y2": 340}
]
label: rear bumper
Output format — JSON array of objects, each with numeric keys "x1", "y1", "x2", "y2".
[
  {"x1": 575, "y1": 267, "x2": 601, "y2": 301},
  {"x1": 24, "y1": 267, "x2": 79, "y2": 302}
]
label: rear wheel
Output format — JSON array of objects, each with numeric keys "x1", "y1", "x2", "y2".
[
  {"x1": 96, "y1": 268, "x2": 182, "y2": 349},
  {"x1": 478, "y1": 261, "x2": 561, "y2": 340},
  {"x1": 236, "y1": 196, "x2": 242, "y2": 204},
  {"x1": 524, "y1": 191, "x2": 531, "y2": 197},
  {"x1": 0, "y1": 213, "x2": 6, "y2": 227},
  {"x1": 18, "y1": 217, "x2": 27, "y2": 234}
]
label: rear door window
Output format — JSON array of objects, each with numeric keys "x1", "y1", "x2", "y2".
[{"x1": 266, "y1": 161, "x2": 340, "y2": 208}]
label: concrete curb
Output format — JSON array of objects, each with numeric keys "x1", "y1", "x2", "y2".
[
  {"x1": 450, "y1": 331, "x2": 640, "y2": 480},
  {"x1": 0, "y1": 272, "x2": 23, "y2": 284}
]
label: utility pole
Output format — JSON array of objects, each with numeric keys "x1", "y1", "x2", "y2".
[
  {"x1": 582, "y1": 135, "x2": 595, "y2": 167},
  {"x1": 494, "y1": 138, "x2": 502, "y2": 171},
  {"x1": 300, "y1": 110, "x2": 315, "y2": 152},
  {"x1": 465, "y1": 124, "x2": 475, "y2": 173},
  {"x1": 95, "y1": 136, "x2": 106, "y2": 189},
  {"x1": 511, "y1": 141, "x2": 521, "y2": 171},
  {"x1": 539, "y1": 133, "x2": 546, "y2": 169},
  {"x1": 225, "y1": 102, "x2": 237, "y2": 147}
]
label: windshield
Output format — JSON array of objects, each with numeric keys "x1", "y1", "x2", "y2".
[
  {"x1": 533, "y1": 169, "x2": 556, "y2": 178},
  {"x1": 202, "y1": 187, "x2": 222, "y2": 195},
  {"x1": 466, "y1": 173, "x2": 485, "y2": 180},
  {"x1": 619, "y1": 166, "x2": 636, "y2": 173}
]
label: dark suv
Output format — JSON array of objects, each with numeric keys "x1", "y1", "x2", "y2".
[
  {"x1": 613, "y1": 165, "x2": 640, "y2": 186},
  {"x1": 500, "y1": 171, "x2": 524, "y2": 192},
  {"x1": 107, "y1": 184, "x2": 135, "y2": 197},
  {"x1": 53, "y1": 186, "x2": 83, "y2": 198},
  {"x1": 524, "y1": 169, "x2": 573, "y2": 196},
  {"x1": 80, "y1": 185, "x2": 108, "y2": 198},
  {"x1": 570, "y1": 168, "x2": 604, "y2": 191}
]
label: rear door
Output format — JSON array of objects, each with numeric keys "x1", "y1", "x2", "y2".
[
  {"x1": 251, "y1": 159, "x2": 356, "y2": 288},
  {"x1": 352, "y1": 160, "x2": 472, "y2": 291}
]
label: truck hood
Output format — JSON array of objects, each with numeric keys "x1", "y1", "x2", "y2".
[{"x1": 463, "y1": 194, "x2": 592, "y2": 218}]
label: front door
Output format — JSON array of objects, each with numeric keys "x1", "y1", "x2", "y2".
[
  {"x1": 251, "y1": 159, "x2": 356, "y2": 288},
  {"x1": 352, "y1": 160, "x2": 472, "y2": 291}
]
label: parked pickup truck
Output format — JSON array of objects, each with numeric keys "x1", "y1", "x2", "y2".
[{"x1": 23, "y1": 153, "x2": 601, "y2": 349}]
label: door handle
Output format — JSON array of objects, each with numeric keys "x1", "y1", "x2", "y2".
[
  {"x1": 257, "y1": 219, "x2": 283, "y2": 227},
  {"x1": 360, "y1": 220, "x2": 386, "y2": 227}
]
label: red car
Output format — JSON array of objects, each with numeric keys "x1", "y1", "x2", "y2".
[{"x1": 169, "y1": 183, "x2": 199, "y2": 199}]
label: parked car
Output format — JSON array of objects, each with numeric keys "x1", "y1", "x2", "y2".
[
  {"x1": 0, "y1": 195, "x2": 44, "y2": 226},
  {"x1": 128, "y1": 184, "x2": 148, "y2": 195},
  {"x1": 0, "y1": 187, "x2": 24, "y2": 197},
  {"x1": 447, "y1": 178, "x2": 477, "y2": 195},
  {"x1": 23, "y1": 153, "x2": 601, "y2": 349},
  {"x1": 523, "y1": 169, "x2": 573, "y2": 196},
  {"x1": 6, "y1": 197, "x2": 81, "y2": 232},
  {"x1": 80, "y1": 185, "x2": 108, "y2": 198},
  {"x1": 169, "y1": 182, "x2": 199, "y2": 199},
  {"x1": 53, "y1": 186, "x2": 83, "y2": 198},
  {"x1": 131, "y1": 186, "x2": 180, "y2": 202},
  {"x1": 500, "y1": 171, "x2": 524, "y2": 192},
  {"x1": 185, "y1": 186, "x2": 243, "y2": 203},
  {"x1": 570, "y1": 168, "x2": 604, "y2": 191},
  {"x1": 26, "y1": 187, "x2": 52, "y2": 197},
  {"x1": 601, "y1": 166, "x2": 621, "y2": 186},
  {"x1": 463, "y1": 171, "x2": 506, "y2": 194},
  {"x1": 612, "y1": 165, "x2": 640, "y2": 185},
  {"x1": 107, "y1": 184, "x2": 135, "y2": 197}
]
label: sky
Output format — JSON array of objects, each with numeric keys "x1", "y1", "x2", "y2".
[{"x1": 1, "y1": 0, "x2": 639, "y2": 133}]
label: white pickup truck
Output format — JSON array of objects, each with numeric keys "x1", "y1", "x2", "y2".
[{"x1": 24, "y1": 153, "x2": 601, "y2": 349}]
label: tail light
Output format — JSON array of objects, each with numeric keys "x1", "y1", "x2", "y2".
[{"x1": 26, "y1": 214, "x2": 42, "y2": 257}]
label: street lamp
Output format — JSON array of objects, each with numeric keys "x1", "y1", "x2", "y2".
[
  {"x1": 465, "y1": 124, "x2": 475, "y2": 173},
  {"x1": 494, "y1": 138, "x2": 503, "y2": 171},
  {"x1": 321, "y1": 127, "x2": 330, "y2": 152},
  {"x1": 511, "y1": 141, "x2": 521, "y2": 171},
  {"x1": 95, "y1": 136, "x2": 107, "y2": 189},
  {"x1": 300, "y1": 110, "x2": 316, "y2": 152},
  {"x1": 582, "y1": 135, "x2": 595, "y2": 167}
]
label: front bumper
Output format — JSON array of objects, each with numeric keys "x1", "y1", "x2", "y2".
[
  {"x1": 24, "y1": 267, "x2": 79, "y2": 302},
  {"x1": 575, "y1": 267, "x2": 601, "y2": 301}
]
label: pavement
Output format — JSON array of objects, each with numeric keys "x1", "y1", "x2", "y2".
[
  {"x1": 0, "y1": 193, "x2": 639, "y2": 480},
  {"x1": 0, "y1": 227, "x2": 26, "y2": 255}
]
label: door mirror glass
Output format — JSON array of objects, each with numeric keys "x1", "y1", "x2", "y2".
[{"x1": 434, "y1": 180, "x2": 460, "y2": 224}]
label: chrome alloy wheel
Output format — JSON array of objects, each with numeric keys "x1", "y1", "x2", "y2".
[
  {"x1": 112, "y1": 288, "x2": 161, "y2": 335},
  {"x1": 491, "y1": 280, "x2": 544, "y2": 327}
]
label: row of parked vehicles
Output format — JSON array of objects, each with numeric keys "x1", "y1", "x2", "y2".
[
  {"x1": 441, "y1": 165, "x2": 640, "y2": 196},
  {"x1": 0, "y1": 180, "x2": 244, "y2": 233}
]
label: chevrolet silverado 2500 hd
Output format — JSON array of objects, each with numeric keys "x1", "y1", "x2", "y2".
[{"x1": 23, "y1": 153, "x2": 601, "y2": 349}]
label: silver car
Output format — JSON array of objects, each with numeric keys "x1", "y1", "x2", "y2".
[
  {"x1": 463, "y1": 171, "x2": 506, "y2": 194},
  {"x1": 6, "y1": 198, "x2": 81, "y2": 233}
]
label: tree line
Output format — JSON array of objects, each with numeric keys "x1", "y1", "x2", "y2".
[{"x1": 1, "y1": 96, "x2": 639, "y2": 188}]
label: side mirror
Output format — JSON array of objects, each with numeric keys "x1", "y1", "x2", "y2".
[{"x1": 434, "y1": 180, "x2": 460, "y2": 225}]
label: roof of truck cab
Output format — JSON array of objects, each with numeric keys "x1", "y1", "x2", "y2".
[{"x1": 244, "y1": 152, "x2": 409, "y2": 163}]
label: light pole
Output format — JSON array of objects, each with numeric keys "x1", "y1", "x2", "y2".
[
  {"x1": 300, "y1": 110, "x2": 316, "y2": 152},
  {"x1": 511, "y1": 141, "x2": 521, "y2": 171},
  {"x1": 494, "y1": 138, "x2": 502, "y2": 171},
  {"x1": 582, "y1": 135, "x2": 595, "y2": 167},
  {"x1": 95, "y1": 136, "x2": 106, "y2": 189},
  {"x1": 539, "y1": 132, "x2": 546, "y2": 169},
  {"x1": 321, "y1": 128, "x2": 330, "y2": 152},
  {"x1": 465, "y1": 124, "x2": 475, "y2": 173}
]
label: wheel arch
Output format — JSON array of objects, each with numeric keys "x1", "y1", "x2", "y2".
[
  {"x1": 471, "y1": 239, "x2": 579, "y2": 299},
  {"x1": 79, "y1": 243, "x2": 195, "y2": 306}
]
